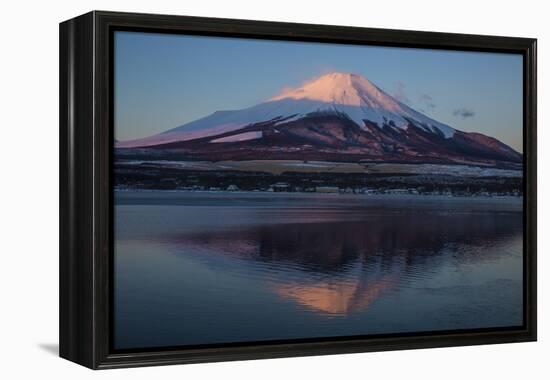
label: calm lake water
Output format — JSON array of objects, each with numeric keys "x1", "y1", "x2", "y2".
[{"x1": 114, "y1": 191, "x2": 523, "y2": 350}]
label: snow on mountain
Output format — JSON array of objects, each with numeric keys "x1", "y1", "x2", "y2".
[
  {"x1": 116, "y1": 72, "x2": 455, "y2": 148},
  {"x1": 270, "y1": 72, "x2": 454, "y2": 137},
  {"x1": 210, "y1": 131, "x2": 263, "y2": 143}
]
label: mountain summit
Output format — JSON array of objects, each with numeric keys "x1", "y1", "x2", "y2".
[
  {"x1": 117, "y1": 72, "x2": 521, "y2": 166},
  {"x1": 271, "y1": 72, "x2": 395, "y2": 105},
  {"x1": 270, "y1": 72, "x2": 455, "y2": 138}
]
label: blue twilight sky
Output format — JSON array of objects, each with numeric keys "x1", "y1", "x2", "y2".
[{"x1": 114, "y1": 31, "x2": 523, "y2": 152}]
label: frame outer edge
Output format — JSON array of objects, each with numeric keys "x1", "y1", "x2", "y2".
[
  {"x1": 58, "y1": 10, "x2": 538, "y2": 369},
  {"x1": 59, "y1": 11, "x2": 97, "y2": 369},
  {"x1": 59, "y1": 16, "x2": 72, "y2": 362}
]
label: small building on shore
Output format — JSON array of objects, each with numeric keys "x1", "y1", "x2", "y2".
[
  {"x1": 315, "y1": 186, "x2": 339, "y2": 193},
  {"x1": 271, "y1": 182, "x2": 291, "y2": 192}
]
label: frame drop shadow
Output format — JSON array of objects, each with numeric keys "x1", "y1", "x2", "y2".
[{"x1": 38, "y1": 343, "x2": 59, "y2": 356}]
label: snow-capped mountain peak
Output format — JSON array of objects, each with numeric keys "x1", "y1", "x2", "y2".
[
  {"x1": 270, "y1": 72, "x2": 454, "y2": 137},
  {"x1": 271, "y1": 72, "x2": 393, "y2": 108},
  {"x1": 117, "y1": 72, "x2": 457, "y2": 148}
]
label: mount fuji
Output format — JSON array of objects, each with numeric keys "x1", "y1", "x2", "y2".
[{"x1": 116, "y1": 72, "x2": 521, "y2": 166}]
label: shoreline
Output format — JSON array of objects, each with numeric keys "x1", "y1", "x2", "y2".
[{"x1": 114, "y1": 188, "x2": 523, "y2": 202}]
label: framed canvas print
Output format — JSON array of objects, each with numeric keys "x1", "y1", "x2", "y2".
[{"x1": 59, "y1": 11, "x2": 537, "y2": 369}]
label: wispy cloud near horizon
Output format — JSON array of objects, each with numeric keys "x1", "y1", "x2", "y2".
[
  {"x1": 418, "y1": 93, "x2": 436, "y2": 113},
  {"x1": 392, "y1": 81, "x2": 410, "y2": 105},
  {"x1": 453, "y1": 107, "x2": 476, "y2": 119}
]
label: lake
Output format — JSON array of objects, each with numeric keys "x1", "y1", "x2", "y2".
[{"x1": 114, "y1": 191, "x2": 523, "y2": 350}]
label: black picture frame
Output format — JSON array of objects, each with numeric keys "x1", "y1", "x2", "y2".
[{"x1": 59, "y1": 10, "x2": 537, "y2": 369}]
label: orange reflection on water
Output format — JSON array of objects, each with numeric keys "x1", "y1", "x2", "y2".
[{"x1": 275, "y1": 275, "x2": 397, "y2": 316}]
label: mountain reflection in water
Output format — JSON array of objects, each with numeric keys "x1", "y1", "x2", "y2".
[
  {"x1": 114, "y1": 192, "x2": 523, "y2": 349},
  {"x1": 154, "y1": 213, "x2": 519, "y2": 316}
]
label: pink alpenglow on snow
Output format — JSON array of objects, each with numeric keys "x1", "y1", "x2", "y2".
[{"x1": 270, "y1": 72, "x2": 455, "y2": 137}]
